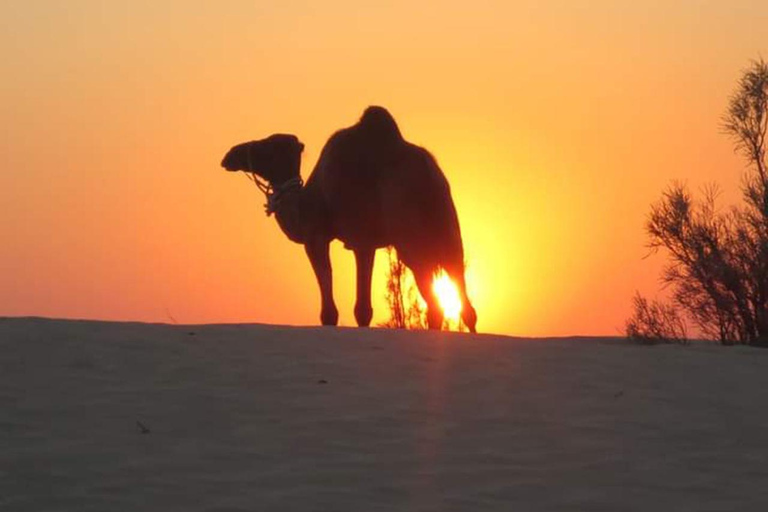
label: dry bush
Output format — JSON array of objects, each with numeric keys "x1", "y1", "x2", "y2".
[
  {"x1": 381, "y1": 247, "x2": 426, "y2": 329},
  {"x1": 625, "y1": 293, "x2": 688, "y2": 344},
  {"x1": 639, "y1": 59, "x2": 768, "y2": 346}
]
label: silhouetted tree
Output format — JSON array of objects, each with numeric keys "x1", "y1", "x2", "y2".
[
  {"x1": 636, "y1": 59, "x2": 768, "y2": 346},
  {"x1": 381, "y1": 247, "x2": 427, "y2": 329}
]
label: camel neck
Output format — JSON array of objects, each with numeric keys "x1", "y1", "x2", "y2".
[{"x1": 273, "y1": 184, "x2": 310, "y2": 244}]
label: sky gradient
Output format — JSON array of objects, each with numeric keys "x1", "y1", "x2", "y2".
[{"x1": 2, "y1": 1, "x2": 767, "y2": 336}]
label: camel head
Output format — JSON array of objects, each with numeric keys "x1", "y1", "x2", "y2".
[{"x1": 221, "y1": 134, "x2": 304, "y2": 185}]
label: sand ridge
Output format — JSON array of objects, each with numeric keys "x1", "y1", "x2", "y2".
[{"x1": 2, "y1": 317, "x2": 767, "y2": 511}]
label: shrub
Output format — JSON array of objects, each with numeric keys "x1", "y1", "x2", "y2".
[
  {"x1": 625, "y1": 293, "x2": 688, "y2": 344},
  {"x1": 638, "y1": 59, "x2": 768, "y2": 346}
]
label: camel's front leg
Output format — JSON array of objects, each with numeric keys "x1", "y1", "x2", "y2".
[
  {"x1": 353, "y1": 247, "x2": 375, "y2": 327},
  {"x1": 305, "y1": 239, "x2": 338, "y2": 326}
]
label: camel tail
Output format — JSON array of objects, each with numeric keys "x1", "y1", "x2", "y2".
[{"x1": 359, "y1": 106, "x2": 403, "y2": 145}]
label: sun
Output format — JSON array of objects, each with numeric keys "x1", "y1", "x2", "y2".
[{"x1": 432, "y1": 269, "x2": 462, "y2": 323}]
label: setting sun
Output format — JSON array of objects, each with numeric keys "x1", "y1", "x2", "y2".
[{"x1": 432, "y1": 270, "x2": 462, "y2": 324}]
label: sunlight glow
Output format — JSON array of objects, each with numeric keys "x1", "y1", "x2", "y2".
[
  {"x1": 432, "y1": 270, "x2": 462, "y2": 323},
  {"x1": 2, "y1": 1, "x2": 763, "y2": 336}
]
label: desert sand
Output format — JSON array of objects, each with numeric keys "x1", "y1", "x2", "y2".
[{"x1": 2, "y1": 317, "x2": 767, "y2": 511}]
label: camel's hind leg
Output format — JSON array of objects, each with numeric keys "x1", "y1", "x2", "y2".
[
  {"x1": 403, "y1": 244, "x2": 478, "y2": 332},
  {"x1": 405, "y1": 257, "x2": 477, "y2": 332},
  {"x1": 410, "y1": 264, "x2": 444, "y2": 331},
  {"x1": 443, "y1": 261, "x2": 477, "y2": 333}
]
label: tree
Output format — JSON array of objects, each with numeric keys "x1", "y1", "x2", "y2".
[
  {"x1": 637, "y1": 59, "x2": 768, "y2": 346},
  {"x1": 381, "y1": 247, "x2": 427, "y2": 329}
]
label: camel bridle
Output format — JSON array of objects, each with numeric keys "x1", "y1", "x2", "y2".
[{"x1": 242, "y1": 142, "x2": 303, "y2": 217}]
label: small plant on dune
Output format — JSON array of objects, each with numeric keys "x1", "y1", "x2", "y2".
[
  {"x1": 634, "y1": 58, "x2": 768, "y2": 346},
  {"x1": 381, "y1": 246, "x2": 427, "y2": 329},
  {"x1": 625, "y1": 293, "x2": 688, "y2": 344}
]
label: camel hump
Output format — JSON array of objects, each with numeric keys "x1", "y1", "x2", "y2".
[{"x1": 358, "y1": 106, "x2": 403, "y2": 144}]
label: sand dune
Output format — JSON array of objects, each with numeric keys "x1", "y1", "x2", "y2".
[{"x1": 2, "y1": 317, "x2": 767, "y2": 511}]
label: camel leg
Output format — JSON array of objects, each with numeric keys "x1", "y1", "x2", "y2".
[
  {"x1": 460, "y1": 292, "x2": 477, "y2": 333},
  {"x1": 412, "y1": 266, "x2": 444, "y2": 330},
  {"x1": 305, "y1": 240, "x2": 338, "y2": 326},
  {"x1": 444, "y1": 262, "x2": 478, "y2": 333},
  {"x1": 460, "y1": 293, "x2": 478, "y2": 333},
  {"x1": 353, "y1": 247, "x2": 375, "y2": 327}
]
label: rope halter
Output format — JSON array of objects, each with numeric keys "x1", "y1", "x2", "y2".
[{"x1": 243, "y1": 143, "x2": 303, "y2": 216}]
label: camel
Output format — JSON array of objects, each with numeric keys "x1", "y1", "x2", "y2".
[{"x1": 221, "y1": 106, "x2": 477, "y2": 332}]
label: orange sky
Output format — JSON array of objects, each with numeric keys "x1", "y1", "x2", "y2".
[{"x1": 1, "y1": 1, "x2": 766, "y2": 336}]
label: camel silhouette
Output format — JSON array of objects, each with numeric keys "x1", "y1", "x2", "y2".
[{"x1": 221, "y1": 106, "x2": 477, "y2": 332}]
